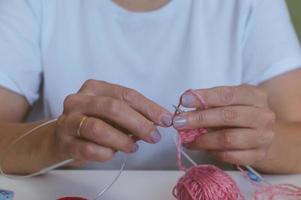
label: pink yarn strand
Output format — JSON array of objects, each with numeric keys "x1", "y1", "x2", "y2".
[
  {"x1": 238, "y1": 166, "x2": 301, "y2": 200},
  {"x1": 173, "y1": 89, "x2": 244, "y2": 200},
  {"x1": 172, "y1": 89, "x2": 301, "y2": 200}
]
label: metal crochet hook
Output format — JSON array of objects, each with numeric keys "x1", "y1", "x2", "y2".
[
  {"x1": 172, "y1": 105, "x2": 267, "y2": 183},
  {"x1": 173, "y1": 105, "x2": 184, "y2": 114}
]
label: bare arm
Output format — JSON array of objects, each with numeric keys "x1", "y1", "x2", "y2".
[
  {"x1": 253, "y1": 68, "x2": 301, "y2": 173},
  {"x1": 174, "y1": 68, "x2": 301, "y2": 174},
  {"x1": 0, "y1": 87, "x2": 59, "y2": 174},
  {"x1": 0, "y1": 87, "x2": 29, "y2": 122},
  {"x1": 0, "y1": 80, "x2": 173, "y2": 174}
]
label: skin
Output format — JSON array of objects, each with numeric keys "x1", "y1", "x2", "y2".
[
  {"x1": 0, "y1": 0, "x2": 301, "y2": 174},
  {"x1": 112, "y1": 0, "x2": 170, "y2": 12},
  {"x1": 0, "y1": 80, "x2": 173, "y2": 174},
  {"x1": 173, "y1": 69, "x2": 301, "y2": 174}
]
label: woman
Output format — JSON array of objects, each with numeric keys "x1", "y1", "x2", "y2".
[{"x1": 0, "y1": 0, "x2": 301, "y2": 175}]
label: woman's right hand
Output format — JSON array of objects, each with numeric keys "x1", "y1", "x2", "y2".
[{"x1": 53, "y1": 79, "x2": 173, "y2": 164}]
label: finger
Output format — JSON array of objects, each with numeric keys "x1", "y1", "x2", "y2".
[
  {"x1": 80, "y1": 117, "x2": 139, "y2": 153},
  {"x1": 65, "y1": 138, "x2": 116, "y2": 163},
  {"x1": 68, "y1": 160, "x2": 87, "y2": 167},
  {"x1": 181, "y1": 85, "x2": 268, "y2": 109},
  {"x1": 208, "y1": 149, "x2": 267, "y2": 166},
  {"x1": 64, "y1": 100, "x2": 161, "y2": 144},
  {"x1": 173, "y1": 106, "x2": 274, "y2": 129},
  {"x1": 78, "y1": 80, "x2": 173, "y2": 126},
  {"x1": 187, "y1": 128, "x2": 274, "y2": 150}
]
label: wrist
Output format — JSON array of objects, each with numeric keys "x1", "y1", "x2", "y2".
[{"x1": 25, "y1": 120, "x2": 65, "y2": 173}]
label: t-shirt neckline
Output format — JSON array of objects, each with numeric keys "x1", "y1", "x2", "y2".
[{"x1": 103, "y1": 0, "x2": 181, "y2": 20}]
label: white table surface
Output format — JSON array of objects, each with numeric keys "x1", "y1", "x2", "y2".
[{"x1": 1, "y1": 170, "x2": 301, "y2": 200}]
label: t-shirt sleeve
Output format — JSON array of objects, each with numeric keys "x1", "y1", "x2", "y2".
[
  {"x1": 0, "y1": 0, "x2": 42, "y2": 105},
  {"x1": 242, "y1": 0, "x2": 301, "y2": 85}
]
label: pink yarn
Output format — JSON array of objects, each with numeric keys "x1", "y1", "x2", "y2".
[
  {"x1": 173, "y1": 165, "x2": 242, "y2": 200},
  {"x1": 238, "y1": 166, "x2": 301, "y2": 200},
  {"x1": 254, "y1": 184, "x2": 301, "y2": 200},
  {"x1": 172, "y1": 89, "x2": 301, "y2": 200},
  {"x1": 176, "y1": 128, "x2": 207, "y2": 171},
  {"x1": 173, "y1": 89, "x2": 244, "y2": 200}
]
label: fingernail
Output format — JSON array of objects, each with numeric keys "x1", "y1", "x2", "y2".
[
  {"x1": 132, "y1": 143, "x2": 139, "y2": 153},
  {"x1": 161, "y1": 113, "x2": 173, "y2": 126},
  {"x1": 181, "y1": 93, "x2": 196, "y2": 107},
  {"x1": 150, "y1": 129, "x2": 161, "y2": 143},
  {"x1": 173, "y1": 116, "x2": 187, "y2": 128}
]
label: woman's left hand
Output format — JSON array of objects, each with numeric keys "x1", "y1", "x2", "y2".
[{"x1": 173, "y1": 85, "x2": 276, "y2": 166}]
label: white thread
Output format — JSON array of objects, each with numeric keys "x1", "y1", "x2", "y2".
[
  {"x1": 173, "y1": 135, "x2": 197, "y2": 167},
  {"x1": 93, "y1": 155, "x2": 127, "y2": 200},
  {"x1": 0, "y1": 119, "x2": 127, "y2": 200}
]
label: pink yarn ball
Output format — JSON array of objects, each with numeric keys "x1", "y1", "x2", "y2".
[{"x1": 173, "y1": 165, "x2": 243, "y2": 200}]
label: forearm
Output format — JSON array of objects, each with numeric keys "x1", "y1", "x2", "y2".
[
  {"x1": 0, "y1": 121, "x2": 62, "y2": 175},
  {"x1": 253, "y1": 121, "x2": 301, "y2": 174}
]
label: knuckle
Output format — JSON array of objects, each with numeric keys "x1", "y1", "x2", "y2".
[
  {"x1": 88, "y1": 121, "x2": 103, "y2": 138},
  {"x1": 219, "y1": 130, "x2": 233, "y2": 149},
  {"x1": 83, "y1": 79, "x2": 98, "y2": 88},
  {"x1": 242, "y1": 84, "x2": 260, "y2": 99},
  {"x1": 80, "y1": 145, "x2": 95, "y2": 159},
  {"x1": 195, "y1": 111, "x2": 206, "y2": 123},
  {"x1": 221, "y1": 107, "x2": 238, "y2": 123},
  {"x1": 80, "y1": 79, "x2": 107, "y2": 94},
  {"x1": 122, "y1": 88, "x2": 141, "y2": 102},
  {"x1": 216, "y1": 87, "x2": 234, "y2": 105},
  {"x1": 138, "y1": 121, "x2": 155, "y2": 138},
  {"x1": 106, "y1": 98, "x2": 125, "y2": 117},
  {"x1": 90, "y1": 96, "x2": 103, "y2": 111},
  {"x1": 63, "y1": 94, "x2": 78, "y2": 113},
  {"x1": 102, "y1": 149, "x2": 115, "y2": 161}
]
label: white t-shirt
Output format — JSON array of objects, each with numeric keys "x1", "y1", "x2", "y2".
[{"x1": 0, "y1": 0, "x2": 301, "y2": 170}]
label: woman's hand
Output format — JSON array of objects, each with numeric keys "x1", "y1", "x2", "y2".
[
  {"x1": 54, "y1": 79, "x2": 173, "y2": 164},
  {"x1": 173, "y1": 85, "x2": 276, "y2": 166}
]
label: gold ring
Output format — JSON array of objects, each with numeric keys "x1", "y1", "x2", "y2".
[{"x1": 77, "y1": 116, "x2": 88, "y2": 138}]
